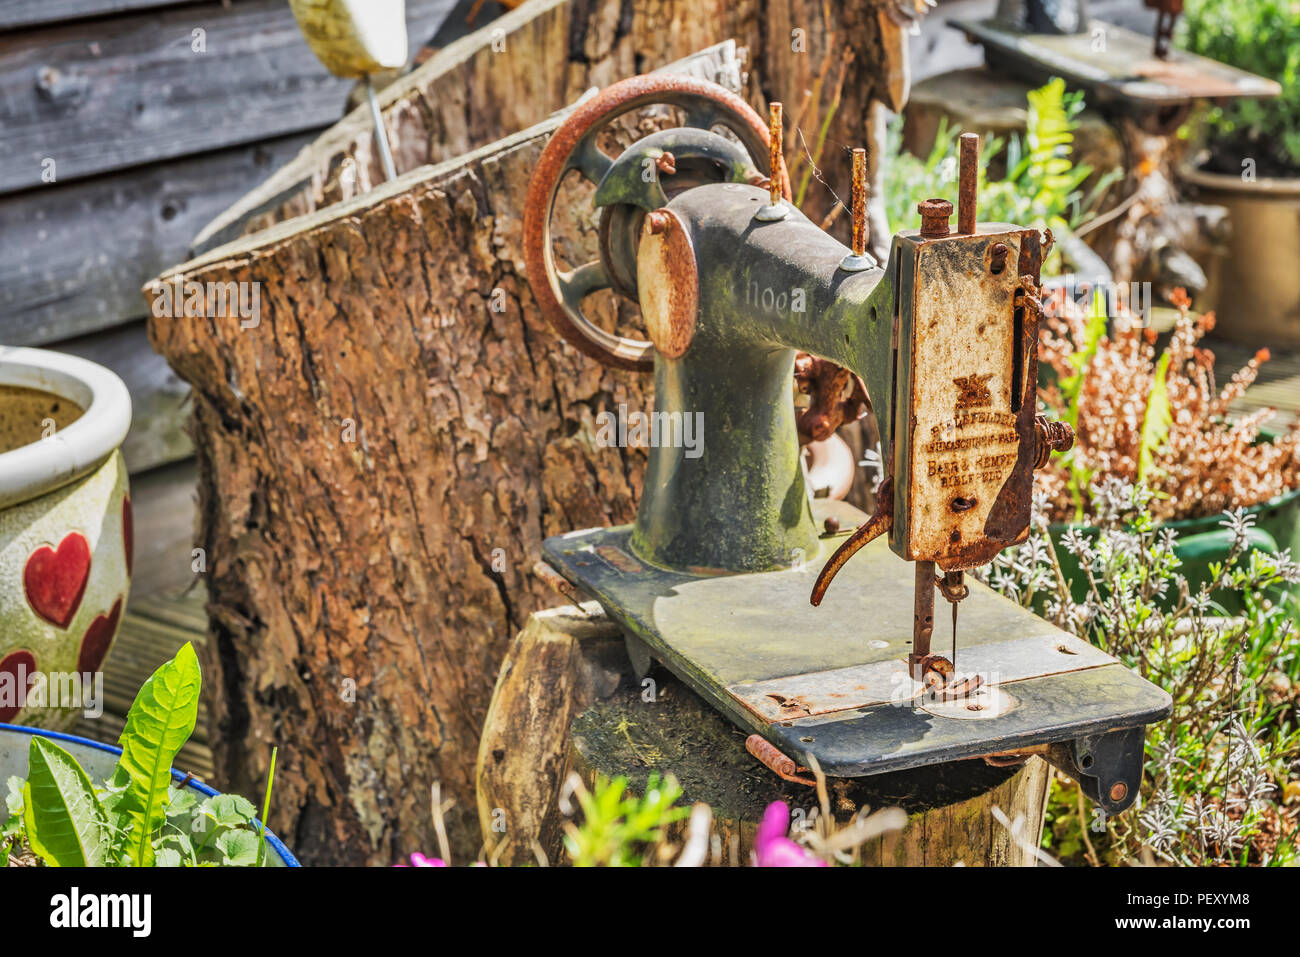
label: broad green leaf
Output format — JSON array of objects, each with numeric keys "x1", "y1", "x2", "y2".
[
  {"x1": 155, "y1": 847, "x2": 183, "y2": 867},
  {"x1": 112, "y1": 642, "x2": 201, "y2": 867},
  {"x1": 1138, "y1": 352, "x2": 1173, "y2": 483},
  {"x1": 165, "y1": 787, "x2": 198, "y2": 816},
  {"x1": 155, "y1": 829, "x2": 196, "y2": 867},
  {"x1": 5, "y1": 776, "x2": 23, "y2": 817},
  {"x1": 215, "y1": 829, "x2": 258, "y2": 866},
  {"x1": 21, "y1": 737, "x2": 109, "y2": 867},
  {"x1": 205, "y1": 793, "x2": 255, "y2": 827}
]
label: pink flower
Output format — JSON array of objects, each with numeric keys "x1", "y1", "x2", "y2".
[
  {"x1": 394, "y1": 852, "x2": 447, "y2": 867},
  {"x1": 754, "y1": 801, "x2": 827, "y2": 867}
]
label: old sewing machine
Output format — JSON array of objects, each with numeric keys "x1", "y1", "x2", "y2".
[{"x1": 522, "y1": 74, "x2": 1170, "y2": 814}]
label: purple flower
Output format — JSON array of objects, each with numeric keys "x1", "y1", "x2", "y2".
[
  {"x1": 754, "y1": 802, "x2": 827, "y2": 867},
  {"x1": 394, "y1": 852, "x2": 447, "y2": 867}
]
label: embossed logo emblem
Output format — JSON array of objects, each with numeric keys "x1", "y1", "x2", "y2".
[{"x1": 953, "y1": 373, "x2": 994, "y2": 410}]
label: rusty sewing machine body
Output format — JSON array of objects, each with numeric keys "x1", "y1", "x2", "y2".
[{"x1": 522, "y1": 74, "x2": 1170, "y2": 814}]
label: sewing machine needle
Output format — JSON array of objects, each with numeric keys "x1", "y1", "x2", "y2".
[{"x1": 951, "y1": 600, "x2": 958, "y2": 671}]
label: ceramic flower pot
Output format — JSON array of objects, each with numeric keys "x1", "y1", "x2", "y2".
[
  {"x1": 0, "y1": 724, "x2": 299, "y2": 867},
  {"x1": 1180, "y1": 163, "x2": 1300, "y2": 348},
  {"x1": 0, "y1": 347, "x2": 132, "y2": 730}
]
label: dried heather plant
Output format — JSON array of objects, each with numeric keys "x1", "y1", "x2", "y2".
[{"x1": 1038, "y1": 289, "x2": 1300, "y2": 523}]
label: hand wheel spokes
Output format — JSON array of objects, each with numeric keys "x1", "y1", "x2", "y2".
[
  {"x1": 567, "y1": 137, "x2": 614, "y2": 187},
  {"x1": 523, "y1": 74, "x2": 787, "y2": 371}
]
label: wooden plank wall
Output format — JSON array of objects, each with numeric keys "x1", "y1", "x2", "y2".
[{"x1": 0, "y1": 0, "x2": 467, "y2": 482}]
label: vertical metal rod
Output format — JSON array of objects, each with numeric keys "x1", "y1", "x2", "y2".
[
  {"x1": 913, "y1": 560, "x2": 935, "y2": 660},
  {"x1": 366, "y1": 74, "x2": 398, "y2": 183},
  {"x1": 768, "y1": 101, "x2": 783, "y2": 207},
  {"x1": 958, "y1": 132, "x2": 979, "y2": 235},
  {"x1": 851, "y1": 147, "x2": 867, "y2": 258}
]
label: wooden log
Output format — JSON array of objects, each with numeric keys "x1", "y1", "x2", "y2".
[
  {"x1": 478, "y1": 603, "x2": 1052, "y2": 866},
  {"x1": 146, "y1": 38, "x2": 746, "y2": 866},
  {"x1": 476, "y1": 601, "x2": 625, "y2": 864}
]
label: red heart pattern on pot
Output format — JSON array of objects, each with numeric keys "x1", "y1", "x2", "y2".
[
  {"x1": 123, "y1": 496, "x2": 134, "y2": 577},
  {"x1": 77, "y1": 598, "x2": 122, "y2": 676},
  {"x1": 23, "y1": 532, "x2": 91, "y2": 629},
  {"x1": 0, "y1": 650, "x2": 37, "y2": 723}
]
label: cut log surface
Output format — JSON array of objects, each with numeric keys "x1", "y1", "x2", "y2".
[
  {"x1": 147, "y1": 0, "x2": 961, "y2": 865},
  {"x1": 479, "y1": 602, "x2": 1052, "y2": 867}
]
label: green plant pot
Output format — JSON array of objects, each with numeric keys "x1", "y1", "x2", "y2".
[{"x1": 1047, "y1": 486, "x2": 1300, "y2": 615}]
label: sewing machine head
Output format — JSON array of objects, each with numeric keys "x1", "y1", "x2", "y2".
[{"x1": 524, "y1": 73, "x2": 1169, "y2": 814}]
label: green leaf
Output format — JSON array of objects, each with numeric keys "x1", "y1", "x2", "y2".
[
  {"x1": 155, "y1": 847, "x2": 183, "y2": 868},
  {"x1": 256, "y1": 746, "x2": 278, "y2": 868},
  {"x1": 1138, "y1": 351, "x2": 1173, "y2": 483},
  {"x1": 112, "y1": 642, "x2": 202, "y2": 867},
  {"x1": 215, "y1": 829, "x2": 259, "y2": 866},
  {"x1": 21, "y1": 737, "x2": 110, "y2": 867},
  {"x1": 5, "y1": 776, "x2": 23, "y2": 818},
  {"x1": 164, "y1": 787, "x2": 198, "y2": 817},
  {"x1": 205, "y1": 793, "x2": 255, "y2": 827}
]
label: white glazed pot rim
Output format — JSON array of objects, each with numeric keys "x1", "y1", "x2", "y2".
[{"x1": 0, "y1": 346, "x2": 131, "y2": 510}]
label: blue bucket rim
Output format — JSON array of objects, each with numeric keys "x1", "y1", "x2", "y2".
[{"x1": 0, "y1": 722, "x2": 299, "y2": 867}]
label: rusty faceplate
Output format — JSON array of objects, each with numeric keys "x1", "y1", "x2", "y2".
[{"x1": 891, "y1": 225, "x2": 1041, "y2": 569}]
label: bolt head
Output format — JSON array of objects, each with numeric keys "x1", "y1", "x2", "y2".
[{"x1": 1109, "y1": 781, "x2": 1129, "y2": 803}]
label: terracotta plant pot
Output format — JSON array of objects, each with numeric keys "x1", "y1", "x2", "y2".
[
  {"x1": 0, "y1": 347, "x2": 132, "y2": 730},
  {"x1": 1181, "y1": 164, "x2": 1300, "y2": 348}
]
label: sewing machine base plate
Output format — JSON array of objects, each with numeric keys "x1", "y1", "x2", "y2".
[{"x1": 543, "y1": 501, "x2": 1171, "y2": 811}]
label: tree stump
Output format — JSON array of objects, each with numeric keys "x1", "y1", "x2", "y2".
[
  {"x1": 479, "y1": 603, "x2": 1052, "y2": 866},
  {"x1": 146, "y1": 0, "x2": 936, "y2": 865}
]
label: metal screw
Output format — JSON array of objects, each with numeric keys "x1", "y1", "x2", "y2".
[
  {"x1": 655, "y1": 151, "x2": 676, "y2": 175},
  {"x1": 1109, "y1": 781, "x2": 1129, "y2": 804},
  {"x1": 989, "y1": 242, "x2": 1009, "y2": 274},
  {"x1": 823, "y1": 515, "x2": 841, "y2": 535},
  {"x1": 918, "y1": 198, "x2": 953, "y2": 238},
  {"x1": 646, "y1": 211, "x2": 671, "y2": 235}
]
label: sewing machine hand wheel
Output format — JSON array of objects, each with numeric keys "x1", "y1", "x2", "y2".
[{"x1": 523, "y1": 75, "x2": 790, "y2": 371}]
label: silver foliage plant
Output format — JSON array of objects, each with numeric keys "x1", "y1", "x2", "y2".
[{"x1": 978, "y1": 477, "x2": 1300, "y2": 864}]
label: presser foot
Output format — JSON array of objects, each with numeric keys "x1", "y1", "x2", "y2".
[{"x1": 909, "y1": 653, "x2": 985, "y2": 702}]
